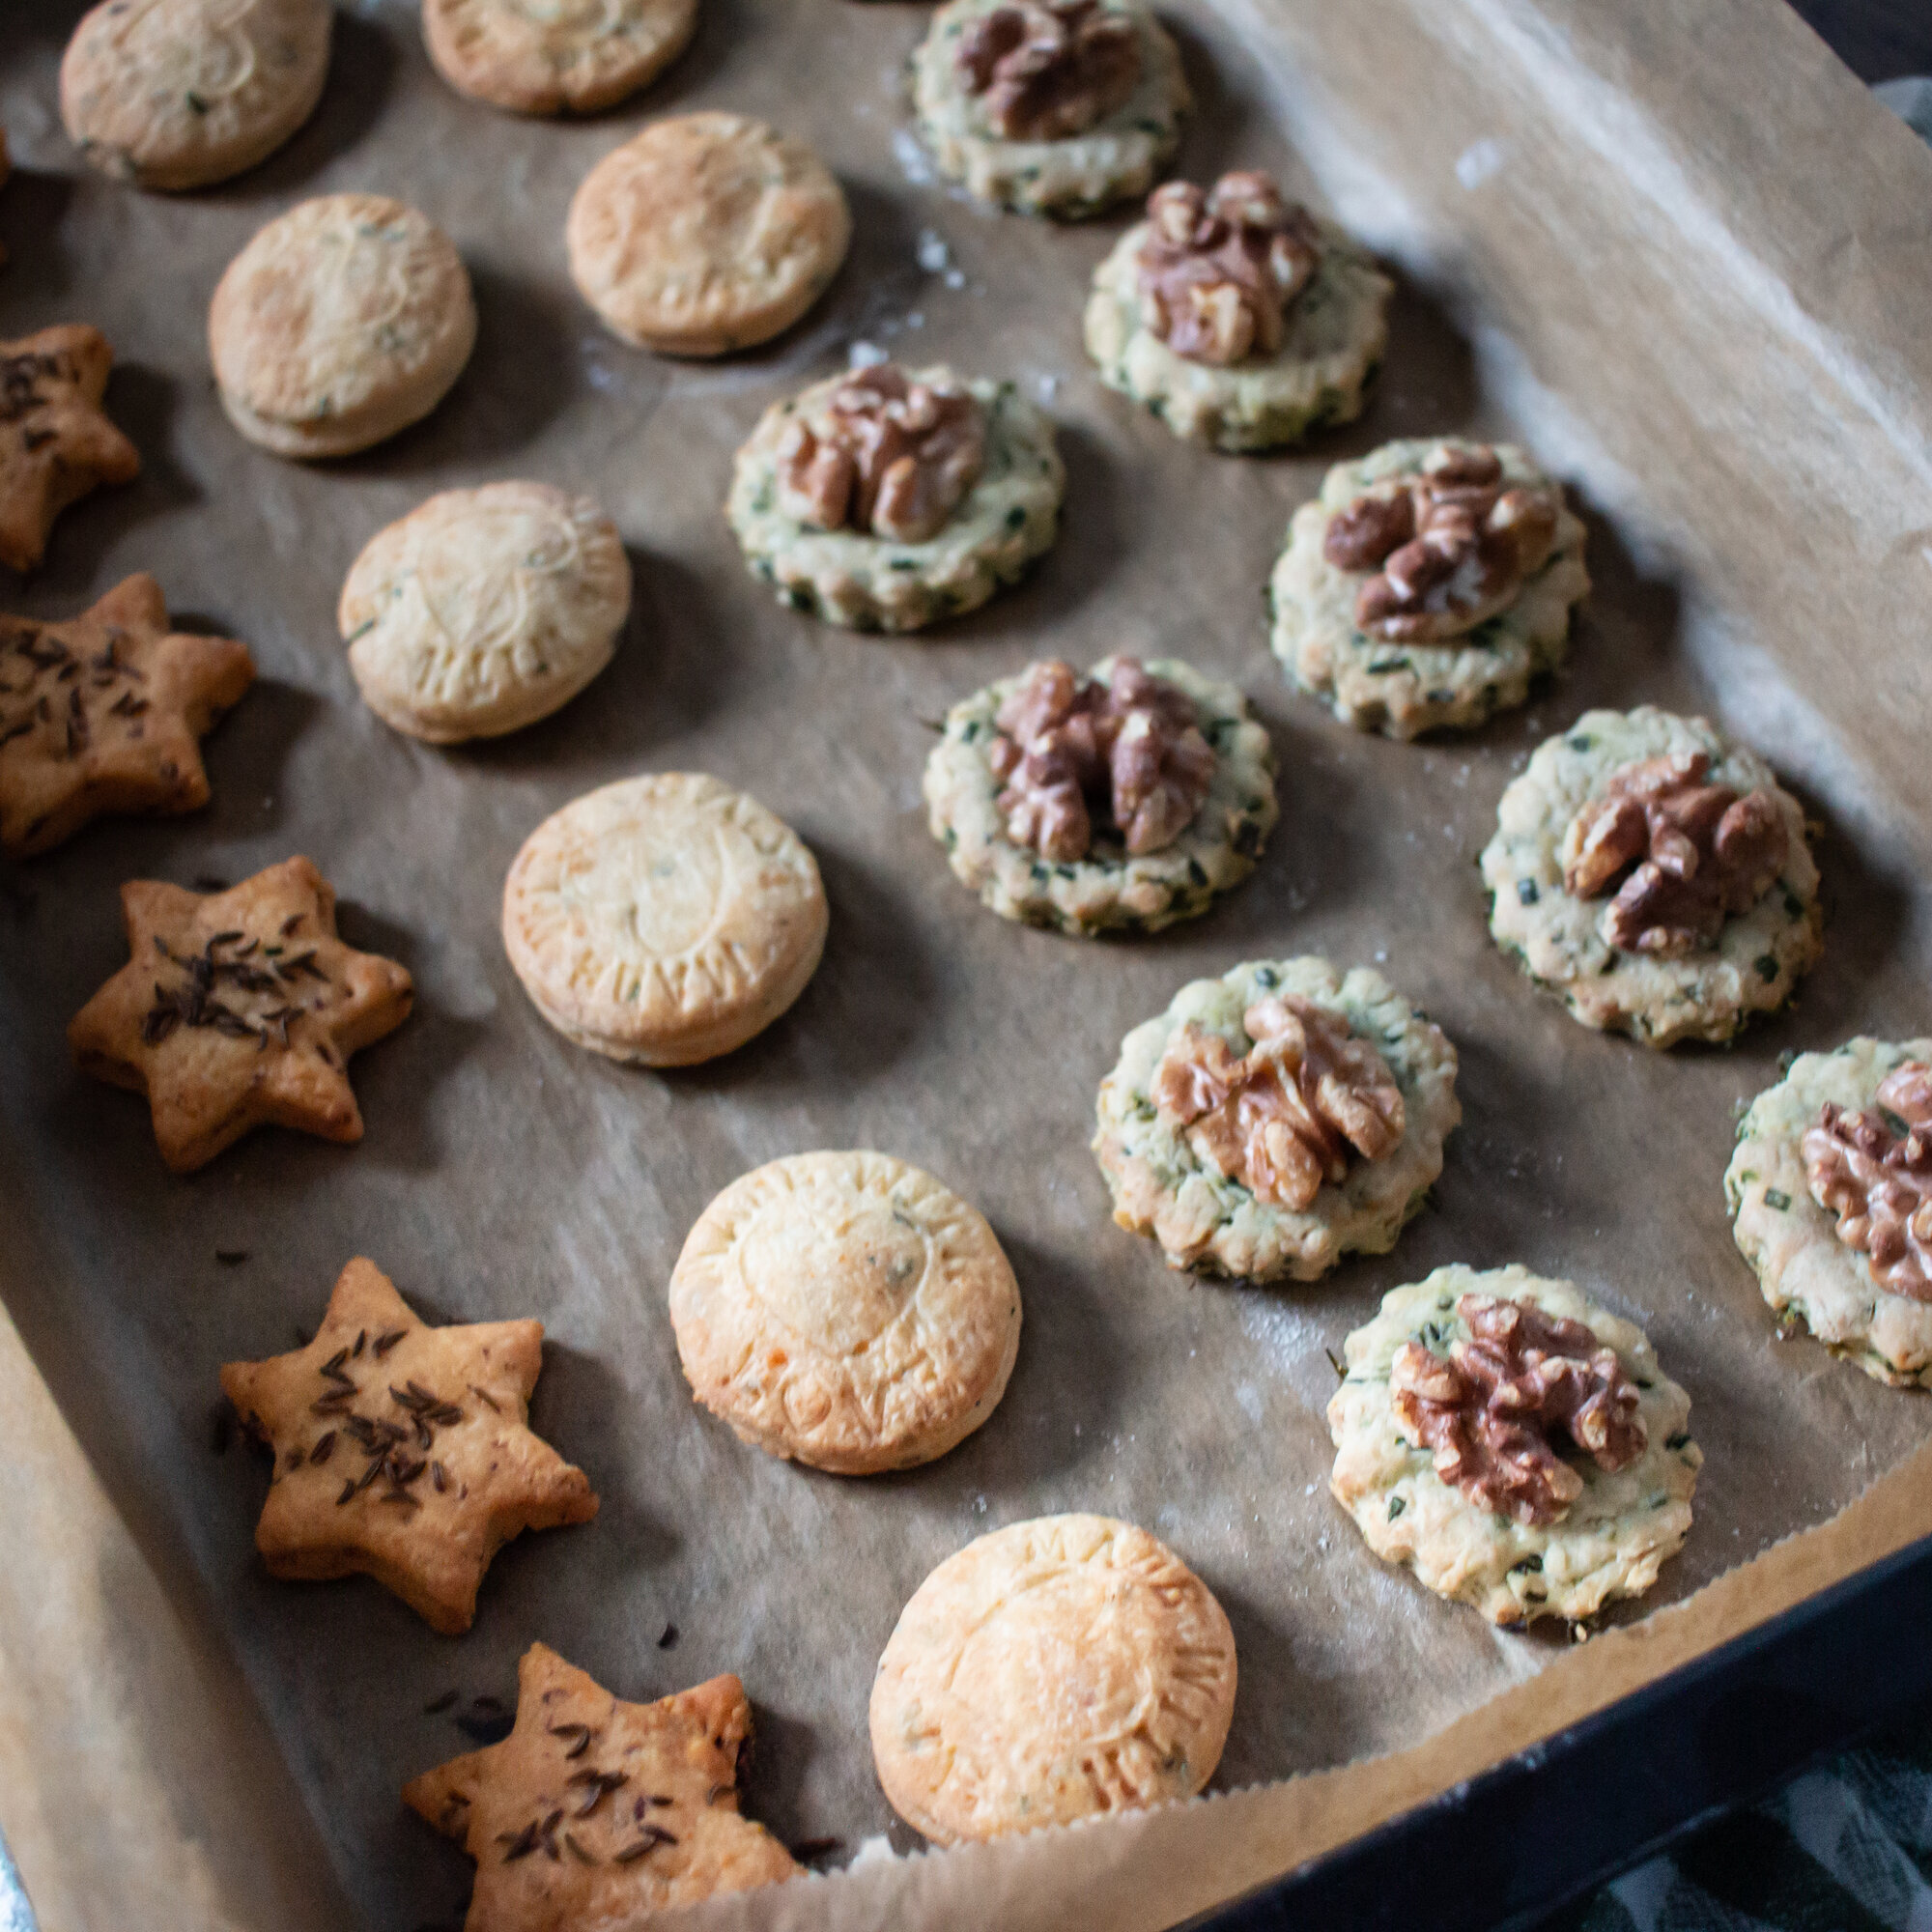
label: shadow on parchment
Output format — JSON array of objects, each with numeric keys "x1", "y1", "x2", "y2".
[{"x1": 0, "y1": 166, "x2": 76, "y2": 302}]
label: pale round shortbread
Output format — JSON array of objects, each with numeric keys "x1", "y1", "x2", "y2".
[
  {"x1": 1480, "y1": 705, "x2": 1823, "y2": 1047},
  {"x1": 62, "y1": 0, "x2": 333, "y2": 192},
  {"x1": 423, "y1": 0, "x2": 696, "y2": 115},
  {"x1": 669, "y1": 1151, "x2": 1021, "y2": 1474},
  {"x1": 210, "y1": 194, "x2": 477, "y2": 459},
  {"x1": 501, "y1": 773, "x2": 828, "y2": 1066},
  {"x1": 1094, "y1": 956, "x2": 1461, "y2": 1282},
  {"x1": 911, "y1": 0, "x2": 1189, "y2": 218},
  {"x1": 1726, "y1": 1037, "x2": 1932, "y2": 1388},
  {"x1": 567, "y1": 113, "x2": 851, "y2": 356},
  {"x1": 870, "y1": 1515, "x2": 1236, "y2": 1844},
  {"x1": 1327, "y1": 1264, "x2": 1701, "y2": 1626},
  {"x1": 339, "y1": 482, "x2": 631, "y2": 743}
]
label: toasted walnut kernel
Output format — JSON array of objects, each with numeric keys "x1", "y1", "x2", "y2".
[
  {"x1": 1803, "y1": 1063, "x2": 1932, "y2": 1301},
  {"x1": 1151, "y1": 994, "x2": 1405, "y2": 1210},
  {"x1": 776, "y1": 366, "x2": 986, "y2": 545},
  {"x1": 1391, "y1": 1296, "x2": 1646, "y2": 1526},
  {"x1": 1559, "y1": 751, "x2": 1785, "y2": 955},
  {"x1": 1322, "y1": 444, "x2": 1561, "y2": 643},
  {"x1": 954, "y1": 0, "x2": 1142, "y2": 140},
  {"x1": 988, "y1": 658, "x2": 1214, "y2": 861},
  {"x1": 1135, "y1": 172, "x2": 1322, "y2": 367}
]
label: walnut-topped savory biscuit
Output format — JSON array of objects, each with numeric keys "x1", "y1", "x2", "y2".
[
  {"x1": 670, "y1": 1151, "x2": 1022, "y2": 1473},
  {"x1": 1328, "y1": 1264, "x2": 1700, "y2": 1626},
  {"x1": 1086, "y1": 171, "x2": 1392, "y2": 451},
  {"x1": 1482, "y1": 706, "x2": 1821, "y2": 1046},
  {"x1": 728, "y1": 364, "x2": 1063, "y2": 632},
  {"x1": 912, "y1": 0, "x2": 1188, "y2": 217},
  {"x1": 0, "y1": 575, "x2": 253, "y2": 857},
  {"x1": 923, "y1": 655, "x2": 1274, "y2": 934},
  {"x1": 1727, "y1": 1038, "x2": 1932, "y2": 1387},
  {"x1": 423, "y1": 0, "x2": 696, "y2": 115},
  {"x1": 1271, "y1": 439, "x2": 1590, "y2": 735},
  {"x1": 502, "y1": 774, "x2": 827, "y2": 1065},
  {"x1": 210, "y1": 194, "x2": 477, "y2": 459},
  {"x1": 568, "y1": 114, "x2": 850, "y2": 356},
  {"x1": 870, "y1": 1515, "x2": 1236, "y2": 1843},
  {"x1": 406, "y1": 1642, "x2": 800, "y2": 1923},
  {"x1": 221, "y1": 1260, "x2": 597, "y2": 1634},
  {"x1": 1094, "y1": 957, "x2": 1459, "y2": 1281},
  {"x1": 61, "y1": 0, "x2": 333, "y2": 191},
  {"x1": 69, "y1": 857, "x2": 413, "y2": 1171},
  {"x1": 0, "y1": 326, "x2": 142, "y2": 575}
]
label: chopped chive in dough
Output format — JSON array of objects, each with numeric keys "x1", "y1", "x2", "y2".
[
  {"x1": 1386, "y1": 1494, "x2": 1406, "y2": 1519},
  {"x1": 1764, "y1": 1188, "x2": 1791, "y2": 1209},
  {"x1": 1517, "y1": 879, "x2": 1540, "y2": 906},
  {"x1": 1666, "y1": 1432, "x2": 1690, "y2": 1450},
  {"x1": 1567, "y1": 733, "x2": 1594, "y2": 751},
  {"x1": 1753, "y1": 953, "x2": 1779, "y2": 982}
]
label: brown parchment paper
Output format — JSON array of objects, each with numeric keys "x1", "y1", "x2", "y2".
[{"x1": 2, "y1": 0, "x2": 1931, "y2": 1927}]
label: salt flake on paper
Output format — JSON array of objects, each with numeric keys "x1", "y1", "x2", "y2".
[
  {"x1": 848, "y1": 340, "x2": 890, "y2": 369},
  {"x1": 1456, "y1": 136, "x2": 1509, "y2": 189}
]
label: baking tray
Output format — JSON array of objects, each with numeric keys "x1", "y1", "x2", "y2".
[{"x1": 2, "y1": 0, "x2": 1931, "y2": 1927}]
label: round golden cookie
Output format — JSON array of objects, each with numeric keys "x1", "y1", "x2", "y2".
[
  {"x1": 339, "y1": 481, "x2": 631, "y2": 743},
  {"x1": 61, "y1": 0, "x2": 332, "y2": 192},
  {"x1": 870, "y1": 1514, "x2": 1237, "y2": 1844},
  {"x1": 209, "y1": 193, "x2": 477, "y2": 459},
  {"x1": 566, "y1": 113, "x2": 851, "y2": 355},
  {"x1": 423, "y1": 0, "x2": 696, "y2": 114},
  {"x1": 669, "y1": 1151, "x2": 1021, "y2": 1474},
  {"x1": 501, "y1": 773, "x2": 828, "y2": 1065}
]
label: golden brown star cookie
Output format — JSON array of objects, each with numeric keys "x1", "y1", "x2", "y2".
[
  {"x1": 221, "y1": 1261, "x2": 598, "y2": 1634},
  {"x1": 405, "y1": 1642, "x2": 800, "y2": 1923},
  {"x1": 0, "y1": 574, "x2": 254, "y2": 856},
  {"x1": 0, "y1": 326, "x2": 141, "y2": 574},
  {"x1": 69, "y1": 856, "x2": 413, "y2": 1172}
]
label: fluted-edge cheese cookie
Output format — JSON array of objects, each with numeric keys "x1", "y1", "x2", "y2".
[
  {"x1": 923, "y1": 655, "x2": 1276, "y2": 934},
  {"x1": 1327, "y1": 1264, "x2": 1701, "y2": 1626},
  {"x1": 871, "y1": 1514, "x2": 1236, "y2": 1844},
  {"x1": 911, "y1": 0, "x2": 1188, "y2": 219},
  {"x1": 726, "y1": 368, "x2": 1063, "y2": 632},
  {"x1": 423, "y1": 0, "x2": 696, "y2": 115},
  {"x1": 62, "y1": 0, "x2": 332, "y2": 191},
  {"x1": 568, "y1": 114, "x2": 850, "y2": 355},
  {"x1": 671, "y1": 1151, "x2": 1021, "y2": 1473},
  {"x1": 1094, "y1": 956, "x2": 1460, "y2": 1282},
  {"x1": 1726, "y1": 1037, "x2": 1932, "y2": 1388},
  {"x1": 210, "y1": 194, "x2": 477, "y2": 459},
  {"x1": 1270, "y1": 439, "x2": 1590, "y2": 737},
  {"x1": 502, "y1": 773, "x2": 828, "y2": 1065},
  {"x1": 1481, "y1": 706, "x2": 1822, "y2": 1047},
  {"x1": 340, "y1": 482, "x2": 631, "y2": 743}
]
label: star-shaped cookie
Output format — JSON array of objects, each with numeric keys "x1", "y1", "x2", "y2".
[
  {"x1": 405, "y1": 1642, "x2": 800, "y2": 1928},
  {"x1": 221, "y1": 1260, "x2": 599, "y2": 1634},
  {"x1": 0, "y1": 325, "x2": 141, "y2": 574},
  {"x1": 68, "y1": 856, "x2": 413, "y2": 1172},
  {"x1": 0, "y1": 573, "x2": 254, "y2": 856}
]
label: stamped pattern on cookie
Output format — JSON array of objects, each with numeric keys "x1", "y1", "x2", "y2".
[
  {"x1": 424, "y1": 0, "x2": 696, "y2": 115},
  {"x1": 870, "y1": 1514, "x2": 1236, "y2": 1843},
  {"x1": 406, "y1": 1642, "x2": 799, "y2": 1919},
  {"x1": 220, "y1": 1258, "x2": 597, "y2": 1634}
]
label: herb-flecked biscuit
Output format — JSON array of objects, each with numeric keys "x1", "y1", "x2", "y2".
[
  {"x1": 1270, "y1": 439, "x2": 1590, "y2": 736},
  {"x1": 726, "y1": 369, "x2": 1063, "y2": 632},
  {"x1": 423, "y1": 0, "x2": 696, "y2": 115},
  {"x1": 209, "y1": 193, "x2": 477, "y2": 459},
  {"x1": 1094, "y1": 956, "x2": 1460, "y2": 1282},
  {"x1": 923, "y1": 656, "x2": 1275, "y2": 934},
  {"x1": 339, "y1": 482, "x2": 631, "y2": 743},
  {"x1": 1726, "y1": 1037, "x2": 1932, "y2": 1387},
  {"x1": 1480, "y1": 706, "x2": 1822, "y2": 1047},
  {"x1": 501, "y1": 773, "x2": 828, "y2": 1066},
  {"x1": 1327, "y1": 1264, "x2": 1701, "y2": 1626},
  {"x1": 670, "y1": 1151, "x2": 1021, "y2": 1474},
  {"x1": 1085, "y1": 217, "x2": 1390, "y2": 452},
  {"x1": 61, "y1": 0, "x2": 332, "y2": 192},
  {"x1": 567, "y1": 114, "x2": 850, "y2": 355},
  {"x1": 911, "y1": 0, "x2": 1188, "y2": 218},
  {"x1": 870, "y1": 1514, "x2": 1236, "y2": 1844}
]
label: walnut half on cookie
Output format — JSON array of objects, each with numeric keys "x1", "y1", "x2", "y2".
[{"x1": 1328, "y1": 1264, "x2": 1701, "y2": 1626}]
